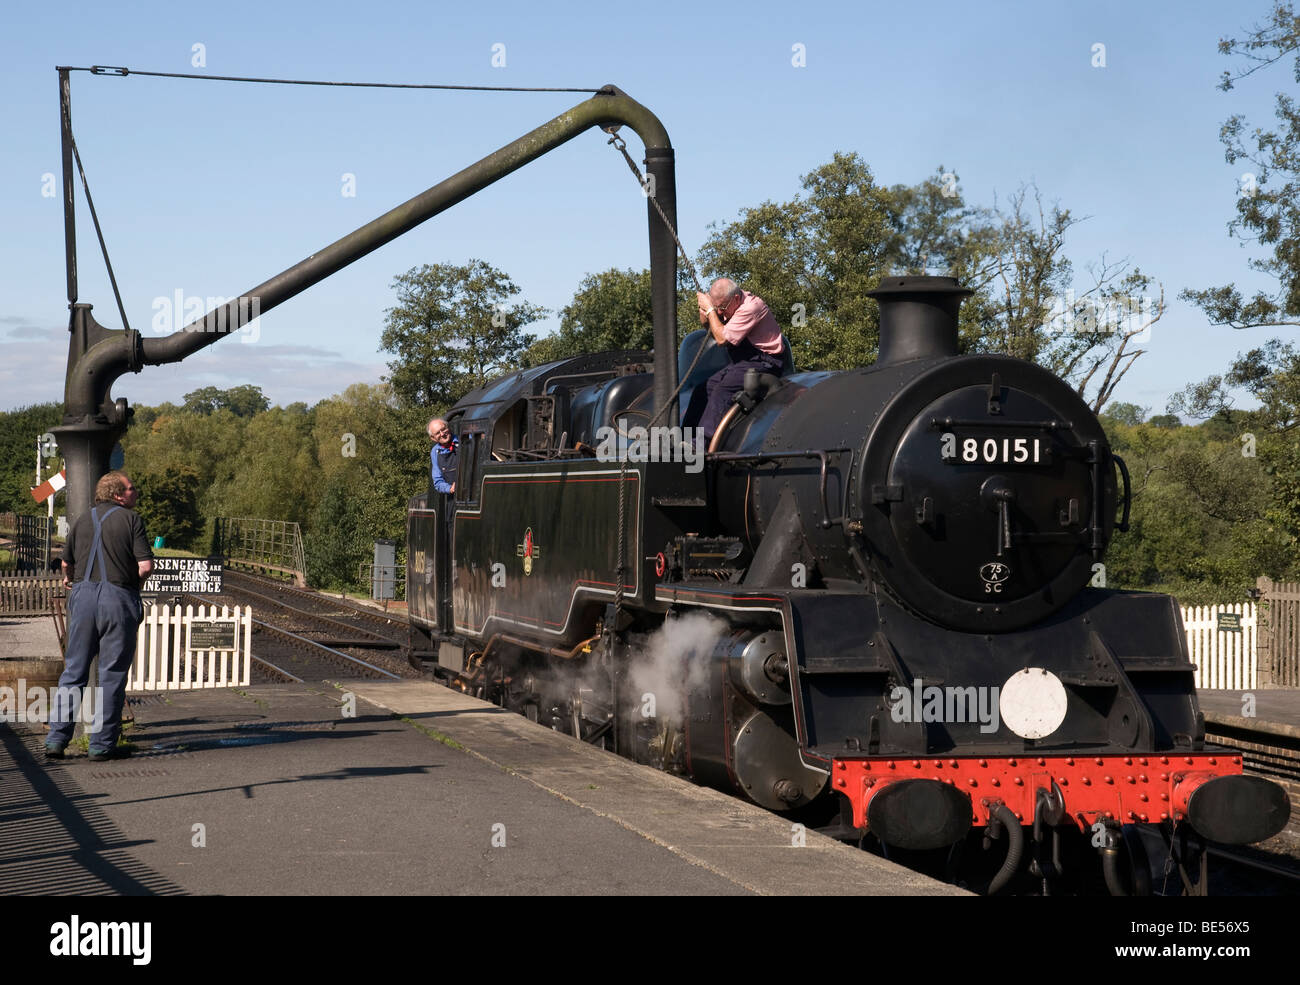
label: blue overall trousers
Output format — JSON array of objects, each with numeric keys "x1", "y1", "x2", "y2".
[
  {"x1": 48, "y1": 506, "x2": 143, "y2": 753},
  {"x1": 695, "y1": 337, "x2": 784, "y2": 439}
]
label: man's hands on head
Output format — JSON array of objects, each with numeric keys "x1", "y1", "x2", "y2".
[{"x1": 697, "y1": 291, "x2": 715, "y2": 323}]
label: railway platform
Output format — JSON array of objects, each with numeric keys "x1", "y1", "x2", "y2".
[
  {"x1": 5, "y1": 603, "x2": 1297, "y2": 897},
  {"x1": 1197, "y1": 688, "x2": 1300, "y2": 736},
  {"x1": 0, "y1": 613, "x2": 962, "y2": 895}
]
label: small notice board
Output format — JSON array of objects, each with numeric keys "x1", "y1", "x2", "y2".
[
  {"x1": 188, "y1": 619, "x2": 238, "y2": 652},
  {"x1": 1216, "y1": 612, "x2": 1242, "y2": 633}
]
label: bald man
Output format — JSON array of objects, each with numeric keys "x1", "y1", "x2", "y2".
[
  {"x1": 684, "y1": 278, "x2": 785, "y2": 439},
  {"x1": 428, "y1": 418, "x2": 458, "y2": 495}
]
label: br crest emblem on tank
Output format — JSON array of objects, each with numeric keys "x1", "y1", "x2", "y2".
[{"x1": 516, "y1": 527, "x2": 541, "y2": 575}]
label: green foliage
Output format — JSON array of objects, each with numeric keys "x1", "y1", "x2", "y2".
[
  {"x1": 1101, "y1": 402, "x2": 1149, "y2": 427},
  {"x1": 0, "y1": 403, "x2": 64, "y2": 515},
  {"x1": 206, "y1": 407, "x2": 319, "y2": 525},
  {"x1": 117, "y1": 382, "x2": 432, "y2": 589},
  {"x1": 1181, "y1": 3, "x2": 1300, "y2": 329},
  {"x1": 304, "y1": 469, "x2": 369, "y2": 591},
  {"x1": 306, "y1": 384, "x2": 430, "y2": 587},
  {"x1": 1168, "y1": 340, "x2": 1300, "y2": 545},
  {"x1": 121, "y1": 406, "x2": 248, "y2": 531},
  {"x1": 698, "y1": 151, "x2": 892, "y2": 371},
  {"x1": 1102, "y1": 418, "x2": 1297, "y2": 601},
  {"x1": 521, "y1": 268, "x2": 655, "y2": 365},
  {"x1": 182, "y1": 384, "x2": 270, "y2": 417},
  {"x1": 134, "y1": 465, "x2": 202, "y2": 550},
  {"x1": 695, "y1": 156, "x2": 1157, "y2": 411},
  {"x1": 379, "y1": 261, "x2": 545, "y2": 407}
]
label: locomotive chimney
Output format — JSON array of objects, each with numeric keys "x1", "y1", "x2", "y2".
[{"x1": 868, "y1": 275, "x2": 972, "y2": 366}]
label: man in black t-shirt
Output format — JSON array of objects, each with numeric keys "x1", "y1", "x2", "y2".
[{"x1": 46, "y1": 472, "x2": 154, "y2": 761}]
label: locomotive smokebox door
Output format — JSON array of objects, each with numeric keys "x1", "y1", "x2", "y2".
[{"x1": 858, "y1": 358, "x2": 1117, "y2": 632}]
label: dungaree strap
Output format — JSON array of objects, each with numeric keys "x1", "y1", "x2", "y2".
[{"x1": 85, "y1": 505, "x2": 123, "y2": 584}]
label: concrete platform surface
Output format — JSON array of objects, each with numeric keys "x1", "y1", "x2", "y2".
[
  {"x1": 0, "y1": 678, "x2": 965, "y2": 896},
  {"x1": 1198, "y1": 688, "x2": 1300, "y2": 739},
  {"x1": 0, "y1": 616, "x2": 61, "y2": 660}
]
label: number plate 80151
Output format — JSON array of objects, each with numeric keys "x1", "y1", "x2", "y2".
[{"x1": 940, "y1": 433, "x2": 1051, "y2": 466}]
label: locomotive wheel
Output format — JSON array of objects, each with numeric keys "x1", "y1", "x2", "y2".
[{"x1": 1119, "y1": 825, "x2": 1152, "y2": 897}]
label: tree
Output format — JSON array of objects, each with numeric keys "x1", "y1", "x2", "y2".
[
  {"x1": 521, "y1": 268, "x2": 654, "y2": 366},
  {"x1": 182, "y1": 384, "x2": 270, "y2": 417},
  {"x1": 1181, "y1": 3, "x2": 1300, "y2": 330},
  {"x1": 1170, "y1": 340, "x2": 1300, "y2": 545},
  {"x1": 1101, "y1": 417, "x2": 1296, "y2": 600},
  {"x1": 698, "y1": 152, "x2": 893, "y2": 371},
  {"x1": 134, "y1": 465, "x2": 203, "y2": 549},
  {"x1": 0, "y1": 402, "x2": 63, "y2": 515},
  {"x1": 306, "y1": 383, "x2": 432, "y2": 588},
  {"x1": 205, "y1": 407, "x2": 320, "y2": 525},
  {"x1": 379, "y1": 261, "x2": 545, "y2": 407},
  {"x1": 697, "y1": 156, "x2": 1161, "y2": 410},
  {"x1": 948, "y1": 185, "x2": 1162, "y2": 412},
  {"x1": 120, "y1": 406, "x2": 247, "y2": 539},
  {"x1": 1101, "y1": 401, "x2": 1149, "y2": 427},
  {"x1": 304, "y1": 470, "x2": 369, "y2": 591}
]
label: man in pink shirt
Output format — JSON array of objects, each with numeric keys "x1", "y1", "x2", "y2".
[{"x1": 685, "y1": 278, "x2": 786, "y2": 439}]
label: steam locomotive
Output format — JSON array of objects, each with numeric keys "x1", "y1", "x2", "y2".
[{"x1": 406, "y1": 275, "x2": 1290, "y2": 894}]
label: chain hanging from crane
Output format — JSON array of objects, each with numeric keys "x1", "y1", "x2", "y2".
[
  {"x1": 605, "y1": 130, "x2": 706, "y2": 296},
  {"x1": 604, "y1": 130, "x2": 720, "y2": 631}
]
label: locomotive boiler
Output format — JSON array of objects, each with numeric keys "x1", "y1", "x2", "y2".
[{"x1": 407, "y1": 275, "x2": 1291, "y2": 894}]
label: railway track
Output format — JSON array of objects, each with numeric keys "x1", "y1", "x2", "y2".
[
  {"x1": 180, "y1": 569, "x2": 414, "y2": 684},
  {"x1": 222, "y1": 568, "x2": 407, "y2": 635}
]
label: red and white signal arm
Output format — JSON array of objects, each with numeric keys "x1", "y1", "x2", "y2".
[{"x1": 30, "y1": 470, "x2": 66, "y2": 504}]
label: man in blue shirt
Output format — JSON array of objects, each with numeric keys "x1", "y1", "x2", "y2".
[{"x1": 428, "y1": 418, "x2": 458, "y2": 495}]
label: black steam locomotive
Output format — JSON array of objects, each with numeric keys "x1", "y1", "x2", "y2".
[{"x1": 407, "y1": 277, "x2": 1289, "y2": 893}]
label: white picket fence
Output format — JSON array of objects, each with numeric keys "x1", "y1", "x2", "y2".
[
  {"x1": 120, "y1": 600, "x2": 1251, "y2": 692},
  {"x1": 1181, "y1": 603, "x2": 1256, "y2": 690},
  {"x1": 128, "y1": 603, "x2": 252, "y2": 692}
]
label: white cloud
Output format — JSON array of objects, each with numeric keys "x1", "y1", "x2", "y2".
[{"x1": 1, "y1": 333, "x2": 387, "y2": 412}]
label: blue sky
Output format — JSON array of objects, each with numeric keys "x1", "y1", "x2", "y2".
[{"x1": 0, "y1": 0, "x2": 1292, "y2": 416}]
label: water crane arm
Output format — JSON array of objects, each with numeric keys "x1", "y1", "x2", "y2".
[{"x1": 56, "y1": 85, "x2": 679, "y2": 519}]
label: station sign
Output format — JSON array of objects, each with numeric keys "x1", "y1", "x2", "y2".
[{"x1": 143, "y1": 556, "x2": 223, "y2": 595}]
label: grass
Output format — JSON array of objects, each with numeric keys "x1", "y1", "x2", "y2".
[
  {"x1": 68, "y1": 733, "x2": 136, "y2": 753},
  {"x1": 232, "y1": 688, "x2": 270, "y2": 710},
  {"x1": 398, "y1": 715, "x2": 465, "y2": 751},
  {"x1": 152, "y1": 547, "x2": 204, "y2": 558}
]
